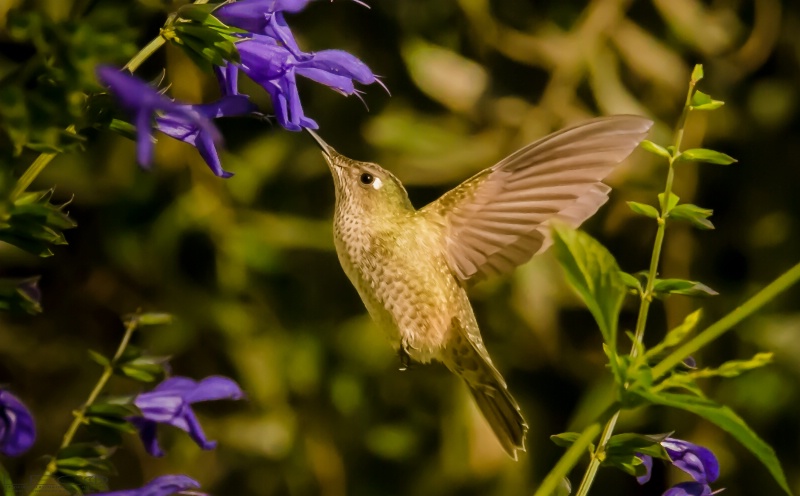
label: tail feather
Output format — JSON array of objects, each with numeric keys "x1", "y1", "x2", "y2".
[
  {"x1": 467, "y1": 381, "x2": 528, "y2": 459},
  {"x1": 446, "y1": 317, "x2": 528, "y2": 458}
]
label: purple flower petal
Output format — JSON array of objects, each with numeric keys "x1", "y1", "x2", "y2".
[
  {"x1": 195, "y1": 131, "x2": 233, "y2": 178},
  {"x1": 97, "y1": 66, "x2": 237, "y2": 176},
  {"x1": 130, "y1": 375, "x2": 244, "y2": 456},
  {"x1": 152, "y1": 96, "x2": 253, "y2": 178},
  {"x1": 195, "y1": 95, "x2": 256, "y2": 120},
  {"x1": 266, "y1": 12, "x2": 305, "y2": 57},
  {"x1": 295, "y1": 67, "x2": 356, "y2": 95},
  {"x1": 636, "y1": 454, "x2": 653, "y2": 485},
  {"x1": 129, "y1": 418, "x2": 165, "y2": 457},
  {"x1": 234, "y1": 34, "x2": 380, "y2": 131},
  {"x1": 96, "y1": 66, "x2": 179, "y2": 114},
  {"x1": 662, "y1": 438, "x2": 720, "y2": 484},
  {"x1": 0, "y1": 390, "x2": 36, "y2": 457},
  {"x1": 215, "y1": 0, "x2": 311, "y2": 32},
  {"x1": 135, "y1": 109, "x2": 156, "y2": 167},
  {"x1": 662, "y1": 481, "x2": 713, "y2": 496},
  {"x1": 299, "y1": 49, "x2": 377, "y2": 86},
  {"x1": 180, "y1": 408, "x2": 217, "y2": 451},
  {"x1": 214, "y1": 63, "x2": 240, "y2": 96},
  {"x1": 185, "y1": 376, "x2": 245, "y2": 403},
  {"x1": 93, "y1": 474, "x2": 201, "y2": 496}
]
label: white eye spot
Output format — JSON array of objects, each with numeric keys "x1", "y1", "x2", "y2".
[{"x1": 372, "y1": 177, "x2": 383, "y2": 190}]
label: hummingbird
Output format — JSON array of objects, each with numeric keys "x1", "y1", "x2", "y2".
[{"x1": 307, "y1": 115, "x2": 653, "y2": 459}]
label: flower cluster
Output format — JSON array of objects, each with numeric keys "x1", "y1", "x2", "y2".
[
  {"x1": 98, "y1": 0, "x2": 383, "y2": 177},
  {"x1": 638, "y1": 437, "x2": 722, "y2": 496}
]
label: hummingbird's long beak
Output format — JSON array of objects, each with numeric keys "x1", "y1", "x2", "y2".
[{"x1": 305, "y1": 128, "x2": 335, "y2": 158}]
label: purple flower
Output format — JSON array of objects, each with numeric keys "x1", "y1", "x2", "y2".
[
  {"x1": 215, "y1": 0, "x2": 310, "y2": 57},
  {"x1": 96, "y1": 66, "x2": 254, "y2": 178},
  {"x1": 637, "y1": 451, "x2": 653, "y2": 484},
  {"x1": 94, "y1": 474, "x2": 202, "y2": 496},
  {"x1": 663, "y1": 482, "x2": 714, "y2": 496},
  {"x1": 130, "y1": 376, "x2": 245, "y2": 457},
  {"x1": 637, "y1": 437, "x2": 721, "y2": 496},
  {"x1": 661, "y1": 438, "x2": 720, "y2": 484},
  {"x1": 0, "y1": 389, "x2": 36, "y2": 457},
  {"x1": 155, "y1": 96, "x2": 255, "y2": 178},
  {"x1": 215, "y1": 0, "x2": 370, "y2": 58},
  {"x1": 227, "y1": 35, "x2": 384, "y2": 130}
]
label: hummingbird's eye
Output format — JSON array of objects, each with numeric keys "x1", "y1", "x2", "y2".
[{"x1": 359, "y1": 173, "x2": 374, "y2": 185}]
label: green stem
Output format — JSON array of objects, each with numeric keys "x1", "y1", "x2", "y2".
[
  {"x1": 29, "y1": 317, "x2": 139, "y2": 496},
  {"x1": 572, "y1": 71, "x2": 700, "y2": 496},
  {"x1": 8, "y1": 0, "x2": 211, "y2": 203},
  {"x1": 536, "y1": 422, "x2": 603, "y2": 496},
  {"x1": 651, "y1": 260, "x2": 800, "y2": 381},
  {"x1": 573, "y1": 412, "x2": 618, "y2": 496},
  {"x1": 122, "y1": 36, "x2": 166, "y2": 73}
]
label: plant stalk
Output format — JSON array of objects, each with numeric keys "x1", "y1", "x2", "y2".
[
  {"x1": 29, "y1": 317, "x2": 139, "y2": 496},
  {"x1": 573, "y1": 71, "x2": 699, "y2": 496}
]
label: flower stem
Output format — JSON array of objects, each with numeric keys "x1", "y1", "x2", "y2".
[
  {"x1": 572, "y1": 73, "x2": 699, "y2": 496},
  {"x1": 8, "y1": 0, "x2": 211, "y2": 203},
  {"x1": 29, "y1": 316, "x2": 140, "y2": 496}
]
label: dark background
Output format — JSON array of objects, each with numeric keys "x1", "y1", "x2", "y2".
[{"x1": 1, "y1": 0, "x2": 799, "y2": 494}]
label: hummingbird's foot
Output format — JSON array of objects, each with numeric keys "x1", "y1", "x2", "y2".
[{"x1": 398, "y1": 341, "x2": 416, "y2": 371}]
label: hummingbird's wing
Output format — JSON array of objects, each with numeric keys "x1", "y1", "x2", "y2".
[{"x1": 421, "y1": 115, "x2": 653, "y2": 282}]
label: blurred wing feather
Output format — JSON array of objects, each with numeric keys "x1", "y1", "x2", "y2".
[{"x1": 422, "y1": 115, "x2": 653, "y2": 282}]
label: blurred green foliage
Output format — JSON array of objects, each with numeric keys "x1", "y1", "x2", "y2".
[{"x1": 1, "y1": 0, "x2": 799, "y2": 495}]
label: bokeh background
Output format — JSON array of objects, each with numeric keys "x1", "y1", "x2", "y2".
[{"x1": 1, "y1": 0, "x2": 799, "y2": 494}]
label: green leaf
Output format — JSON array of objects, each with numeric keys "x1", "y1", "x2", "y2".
[
  {"x1": 639, "y1": 140, "x2": 672, "y2": 159},
  {"x1": 552, "y1": 224, "x2": 626, "y2": 351},
  {"x1": 691, "y1": 352, "x2": 773, "y2": 379},
  {"x1": 655, "y1": 372, "x2": 707, "y2": 398},
  {"x1": 0, "y1": 277, "x2": 42, "y2": 315},
  {"x1": 177, "y1": 4, "x2": 246, "y2": 33},
  {"x1": 550, "y1": 432, "x2": 585, "y2": 449},
  {"x1": 657, "y1": 192, "x2": 679, "y2": 214},
  {"x1": 57, "y1": 443, "x2": 114, "y2": 461},
  {"x1": 651, "y1": 262, "x2": 800, "y2": 381},
  {"x1": 627, "y1": 201, "x2": 660, "y2": 219},
  {"x1": 653, "y1": 279, "x2": 718, "y2": 297},
  {"x1": 691, "y1": 64, "x2": 704, "y2": 83},
  {"x1": 606, "y1": 432, "x2": 671, "y2": 459},
  {"x1": 679, "y1": 148, "x2": 737, "y2": 165},
  {"x1": 691, "y1": 90, "x2": 725, "y2": 110},
  {"x1": 117, "y1": 364, "x2": 160, "y2": 383},
  {"x1": 0, "y1": 189, "x2": 76, "y2": 257},
  {"x1": 669, "y1": 204, "x2": 714, "y2": 230},
  {"x1": 116, "y1": 352, "x2": 169, "y2": 382},
  {"x1": 135, "y1": 312, "x2": 174, "y2": 326},
  {"x1": 87, "y1": 350, "x2": 110, "y2": 367},
  {"x1": 108, "y1": 119, "x2": 137, "y2": 140},
  {"x1": 647, "y1": 310, "x2": 702, "y2": 359},
  {"x1": 602, "y1": 453, "x2": 649, "y2": 477},
  {"x1": 633, "y1": 390, "x2": 792, "y2": 494},
  {"x1": 84, "y1": 403, "x2": 139, "y2": 433},
  {"x1": 618, "y1": 271, "x2": 642, "y2": 294},
  {"x1": 53, "y1": 468, "x2": 110, "y2": 493},
  {"x1": 0, "y1": 463, "x2": 15, "y2": 496},
  {"x1": 534, "y1": 422, "x2": 603, "y2": 496}
]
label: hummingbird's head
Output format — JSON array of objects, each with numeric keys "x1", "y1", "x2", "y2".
[{"x1": 306, "y1": 129, "x2": 413, "y2": 215}]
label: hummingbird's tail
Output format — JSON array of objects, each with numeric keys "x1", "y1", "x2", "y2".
[
  {"x1": 446, "y1": 321, "x2": 528, "y2": 459},
  {"x1": 466, "y1": 376, "x2": 528, "y2": 460}
]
